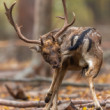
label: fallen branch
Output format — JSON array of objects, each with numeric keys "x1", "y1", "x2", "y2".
[
  {"x1": 5, "y1": 84, "x2": 28, "y2": 100},
  {"x1": 0, "y1": 99, "x2": 44, "y2": 108},
  {"x1": 76, "y1": 101, "x2": 106, "y2": 108},
  {"x1": 60, "y1": 94, "x2": 80, "y2": 99},
  {"x1": 0, "y1": 76, "x2": 110, "y2": 89},
  {"x1": 0, "y1": 99, "x2": 109, "y2": 108},
  {"x1": 0, "y1": 76, "x2": 52, "y2": 83}
]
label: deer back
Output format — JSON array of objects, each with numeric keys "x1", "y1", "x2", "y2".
[{"x1": 61, "y1": 26, "x2": 102, "y2": 53}]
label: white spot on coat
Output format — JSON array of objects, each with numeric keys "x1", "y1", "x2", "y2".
[
  {"x1": 73, "y1": 35, "x2": 79, "y2": 45},
  {"x1": 87, "y1": 60, "x2": 93, "y2": 67}
]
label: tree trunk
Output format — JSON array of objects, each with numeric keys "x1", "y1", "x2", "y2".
[
  {"x1": 85, "y1": 0, "x2": 110, "y2": 24},
  {"x1": 14, "y1": 0, "x2": 52, "y2": 78},
  {"x1": 16, "y1": 0, "x2": 35, "y2": 61},
  {"x1": 33, "y1": 0, "x2": 52, "y2": 37},
  {"x1": 32, "y1": 0, "x2": 52, "y2": 76}
]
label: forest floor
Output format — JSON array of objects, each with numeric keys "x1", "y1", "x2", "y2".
[{"x1": 0, "y1": 65, "x2": 110, "y2": 110}]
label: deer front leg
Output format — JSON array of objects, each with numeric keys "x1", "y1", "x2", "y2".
[
  {"x1": 51, "y1": 92, "x2": 58, "y2": 110},
  {"x1": 45, "y1": 69, "x2": 59, "y2": 103},
  {"x1": 45, "y1": 69, "x2": 66, "y2": 110}
]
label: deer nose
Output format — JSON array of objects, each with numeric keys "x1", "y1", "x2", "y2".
[
  {"x1": 53, "y1": 65, "x2": 60, "y2": 68},
  {"x1": 53, "y1": 62, "x2": 60, "y2": 68}
]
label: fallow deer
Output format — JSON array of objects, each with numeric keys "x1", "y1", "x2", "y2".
[{"x1": 4, "y1": 0, "x2": 103, "y2": 110}]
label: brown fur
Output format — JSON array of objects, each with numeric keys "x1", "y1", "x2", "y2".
[
  {"x1": 44, "y1": 27, "x2": 103, "y2": 110},
  {"x1": 41, "y1": 36, "x2": 61, "y2": 68}
]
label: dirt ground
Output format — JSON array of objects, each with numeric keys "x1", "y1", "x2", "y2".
[{"x1": 0, "y1": 72, "x2": 109, "y2": 110}]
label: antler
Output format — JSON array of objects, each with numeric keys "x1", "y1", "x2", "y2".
[
  {"x1": 54, "y1": 0, "x2": 75, "y2": 38},
  {"x1": 4, "y1": 2, "x2": 41, "y2": 45}
]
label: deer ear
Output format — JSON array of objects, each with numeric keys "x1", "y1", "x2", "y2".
[
  {"x1": 57, "y1": 37, "x2": 63, "y2": 45},
  {"x1": 48, "y1": 32, "x2": 55, "y2": 42},
  {"x1": 51, "y1": 35, "x2": 55, "y2": 42},
  {"x1": 30, "y1": 45, "x2": 41, "y2": 52},
  {"x1": 41, "y1": 38, "x2": 44, "y2": 46}
]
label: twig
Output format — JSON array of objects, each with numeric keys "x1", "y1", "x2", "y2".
[
  {"x1": 60, "y1": 94, "x2": 80, "y2": 99},
  {"x1": 76, "y1": 101, "x2": 106, "y2": 108},
  {"x1": 0, "y1": 77, "x2": 110, "y2": 89},
  {"x1": 5, "y1": 84, "x2": 28, "y2": 100},
  {"x1": 0, "y1": 99, "x2": 109, "y2": 108}
]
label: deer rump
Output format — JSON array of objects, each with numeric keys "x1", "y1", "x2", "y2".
[{"x1": 60, "y1": 27, "x2": 102, "y2": 76}]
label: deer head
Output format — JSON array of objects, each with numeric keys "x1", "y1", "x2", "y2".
[{"x1": 4, "y1": 0, "x2": 75, "y2": 69}]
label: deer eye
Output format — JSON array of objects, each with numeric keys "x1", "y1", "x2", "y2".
[
  {"x1": 43, "y1": 52, "x2": 49, "y2": 57},
  {"x1": 43, "y1": 54, "x2": 49, "y2": 62}
]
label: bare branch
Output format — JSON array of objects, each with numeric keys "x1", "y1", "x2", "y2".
[{"x1": 5, "y1": 85, "x2": 28, "y2": 100}]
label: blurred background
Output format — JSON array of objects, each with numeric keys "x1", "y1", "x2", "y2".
[
  {"x1": 0, "y1": 0, "x2": 110, "y2": 109},
  {"x1": 0, "y1": 0, "x2": 110, "y2": 79}
]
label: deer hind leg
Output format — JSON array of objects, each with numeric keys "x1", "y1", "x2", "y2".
[
  {"x1": 85, "y1": 58, "x2": 103, "y2": 110},
  {"x1": 88, "y1": 78, "x2": 103, "y2": 110}
]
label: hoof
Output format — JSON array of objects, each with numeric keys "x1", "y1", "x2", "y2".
[
  {"x1": 45, "y1": 93, "x2": 52, "y2": 103},
  {"x1": 45, "y1": 96, "x2": 50, "y2": 103}
]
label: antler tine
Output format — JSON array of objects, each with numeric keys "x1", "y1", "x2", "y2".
[
  {"x1": 62, "y1": 0, "x2": 68, "y2": 25},
  {"x1": 4, "y1": 2, "x2": 17, "y2": 30},
  {"x1": 56, "y1": 16, "x2": 65, "y2": 20},
  {"x1": 4, "y1": 2, "x2": 41, "y2": 45},
  {"x1": 54, "y1": 0, "x2": 75, "y2": 39}
]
